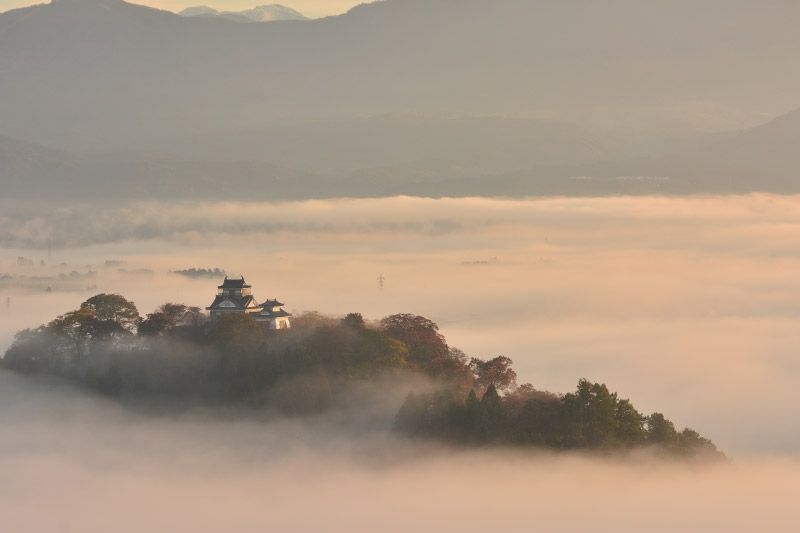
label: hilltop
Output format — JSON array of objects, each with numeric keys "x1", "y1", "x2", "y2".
[{"x1": 1, "y1": 292, "x2": 723, "y2": 459}]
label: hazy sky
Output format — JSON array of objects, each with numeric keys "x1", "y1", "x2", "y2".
[{"x1": 0, "y1": 0, "x2": 367, "y2": 18}]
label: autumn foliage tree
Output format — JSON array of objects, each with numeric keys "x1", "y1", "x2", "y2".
[
  {"x1": 80, "y1": 294, "x2": 141, "y2": 333},
  {"x1": 380, "y1": 314, "x2": 473, "y2": 384},
  {"x1": 470, "y1": 356, "x2": 517, "y2": 395}
]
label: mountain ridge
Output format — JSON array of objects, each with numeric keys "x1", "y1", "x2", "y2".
[
  {"x1": 2, "y1": 0, "x2": 799, "y2": 151},
  {"x1": 178, "y1": 4, "x2": 308, "y2": 22},
  {"x1": 3, "y1": 105, "x2": 800, "y2": 200},
  {"x1": 1, "y1": 0, "x2": 799, "y2": 198}
]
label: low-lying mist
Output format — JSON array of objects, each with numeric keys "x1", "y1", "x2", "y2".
[
  {"x1": 2, "y1": 194, "x2": 800, "y2": 457},
  {"x1": 0, "y1": 371, "x2": 797, "y2": 533}
]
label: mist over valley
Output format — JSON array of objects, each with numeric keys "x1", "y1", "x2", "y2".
[{"x1": 3, "y1": 1, "x2": 800, "y2": 530}]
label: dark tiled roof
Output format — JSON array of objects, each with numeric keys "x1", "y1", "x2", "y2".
[
  {"x1": 207, "y1": 294, "x2": 258, "y2": 310},
  {"x1": 218, "y1": 276, "x2": 250, "y2": 289},
  {"x1": 260, "y1": 299, "x2": 285, "y2": 308}
]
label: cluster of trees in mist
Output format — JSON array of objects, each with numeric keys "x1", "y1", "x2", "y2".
[
  {"x1": 397, "y1": 381, "x2": 718, "y2": 458},
  {"x1": 171, "y1": 268, "x2": 226, "y2": 279},
  {"x1": 2, "y1": 293, "x2": 721, "y2": 457}
]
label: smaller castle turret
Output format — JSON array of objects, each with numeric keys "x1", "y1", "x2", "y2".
[
  {"x1": 254, "y1": 298, "x2": 292, "y2": 330},
  {"x1": 206, "y1": 276, "x2": 291, "y2": 329}
]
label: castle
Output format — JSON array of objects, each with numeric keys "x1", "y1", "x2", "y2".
[{"x1": 206, "y1": 276, "x2": 292, "y2": 329}]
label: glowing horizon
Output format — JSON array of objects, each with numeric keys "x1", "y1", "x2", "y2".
[{"x1": 0, "y1": 0, "x2": 368, "y2": 18}]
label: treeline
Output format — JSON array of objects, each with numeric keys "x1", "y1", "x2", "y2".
[
  {"x1": 397, "y1": 382, "x2": 720, "y2": 457},
  {"x1": 2, "y1": 293, "x2": 722, "y2": 457}
]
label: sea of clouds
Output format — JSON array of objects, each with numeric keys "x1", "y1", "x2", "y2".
[
  {"x1": 1, "y1": 371, "x2": 799, "y2": 533},
  {"x1": 1, "y1": 194, "x2": 800, "y2": 531}
]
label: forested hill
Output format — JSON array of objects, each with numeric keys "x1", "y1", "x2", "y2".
[{"x1": 2, "y1": 293, "x2": 722, "y2": 458}]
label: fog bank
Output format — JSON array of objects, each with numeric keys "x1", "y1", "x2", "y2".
[
  {"x1": 3, "y1": 195, "x2": 800, "y2": 455},
  {"x1": 0, "y1": 372, "x2": 797, "y2": 533}
]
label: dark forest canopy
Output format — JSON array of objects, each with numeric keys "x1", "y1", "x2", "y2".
[{"x1": 2, "y1": 294, "x2": 722, "y2": 459}]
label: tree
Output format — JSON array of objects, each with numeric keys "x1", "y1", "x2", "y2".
[
  {"x1": 562, "y1": 379, "x2": 619, "y2": 448},
  {"x1": 473, "y1": 384, "x2": 507, "y2": 442},
  {"x1": 614, "y1": 398, "x2": 645, "y2": 447},
  {"x1": 380, "y1": 314, "x2": 448, "y2": 360},
  {"x1": 470, "y1": 356, "x2": 517, "y2": 394},
  {"x1": 465, "y1": 389, "x2": 480, "y2": 413},
  {"x1": 380, "y1": 314, "x2": 467, "y2": 380},
  {"x1": 157, "y1": 303, "x2": 189, "y2": 324},
  {"x1": 646, "y1": 412, "x2": 679, "y2": 446},
  {"x1": 48, "y1": 306, "x2": 126, "y2": 353},
  {"x1": 182, "y1": 306, "x2": 207, "y2": 327},
  {"x1": 138, "y1": 312, "x2": 176, "y2": 337},
  {"x1": 2, "y1": 327, "x2": 58, "y2": 372},
  {"x1": 584, "y1": 382, "x2": 618, "y2": 448},
  {"x1": 395, "y1": 390, "x2": 461, "y2": 438},
  {"x1": 342, "y1": 313, "x2": 366, "y2": 329},
  {"x1": 677, "y1": 428, "x2": 722, "y2": 458},
  {"x1": 396, "y1": 392, "x2": 423, "y2": 434},
  {"x1": 80, "y1": 294, "x2": 140, "y2": 333},
  {"x1": 515, "y1": 394, "x2": 565, "y2": 446}
]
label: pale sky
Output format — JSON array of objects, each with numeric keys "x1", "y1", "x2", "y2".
[{"x1": 0, "y1": 0, "x2": 368, "y2": 18}]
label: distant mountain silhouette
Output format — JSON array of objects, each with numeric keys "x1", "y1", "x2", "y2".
[
  {"x1": 4, "y1": 107, "x2": 800, "y2": 200},
  {"x1": 1, "y1": 0, "x2": 800, "y2": 199},
  {"x1": 0, "y1": 135, "x2": 83, "y2": 195},
  {"x1": 179, "y1": 4, "x2": 308, "y2": 22},
  {"x1": 631, "y1": 108, "x2": 800, "y2": 192},
  {"x1": 450, "y1": 108, "x2": 800, "y2": 196},
  {"x1": 0, "y1": 133, "x2": 320, "y2": 201},
  {"x1": 2, "y1": 0, "x2": 799, "y2": 150}
]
